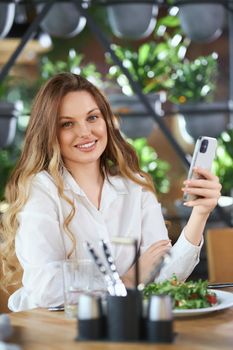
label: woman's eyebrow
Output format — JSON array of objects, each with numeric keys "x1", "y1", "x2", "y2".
[
  {"x1": 87, "y1": 108, "x2": 100, "y2": 114},
  {"x1": 59, "y1": 116, "x2": 74, "y2": 120},
  {"x1": 59, "y1": 108, "x2": 100, "y2": 120}
]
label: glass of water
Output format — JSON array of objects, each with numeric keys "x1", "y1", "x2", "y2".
[{"x1": 62, "y1": 259, "x2": 94, "y2": 318}]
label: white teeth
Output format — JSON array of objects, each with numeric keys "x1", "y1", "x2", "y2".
[{"x1": 76, "y1": 141, "x2": 96, "y2": 149}]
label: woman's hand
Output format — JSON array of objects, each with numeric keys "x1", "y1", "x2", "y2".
[
  {"x1": 182, "y1": 167, "x2": 222, "y2": 216},
  {"x1": 122, "y1": 239, "x2": 171, "y2": 287}
]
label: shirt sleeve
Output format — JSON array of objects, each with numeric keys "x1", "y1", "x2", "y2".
[
  {"x1": 8, "y1": 174, "x2": 66, "y2": 311},
  {"x1": 140, "y1": 189, "x2": 169, "y2": 254},
  {"x1": 140, "y1": 189, "x2": 203, "y2": 282},
  {"x1": 156, "y1": 229, "x2": 203, "y2": 282}
]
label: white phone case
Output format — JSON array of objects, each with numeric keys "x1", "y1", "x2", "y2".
[{"x1": 183, "y1": 136, "x2": 217, "y2": 202}]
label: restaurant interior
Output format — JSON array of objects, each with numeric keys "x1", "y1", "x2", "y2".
[{"x1": 0, "y1": 0, "x2": 233, "y2": 349}]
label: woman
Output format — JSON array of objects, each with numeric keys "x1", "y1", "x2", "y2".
[{"x1": 0, "y1": 73, "x2": 221, "y2": 311}]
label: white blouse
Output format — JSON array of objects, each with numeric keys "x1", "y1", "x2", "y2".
[{"x1": 8, "y1": 169, "x2": 202, "y2": 311}]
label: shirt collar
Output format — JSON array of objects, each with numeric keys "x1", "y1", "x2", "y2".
[
  {"x1": 62, "y1": 168, "x2": 85, "y2": 196},
  {"x1": 62, "y1": 167, "x2": 129, "y2": 197},
  {"x1": 105, "y1": 174, "x2": 129, "y2": 195}
]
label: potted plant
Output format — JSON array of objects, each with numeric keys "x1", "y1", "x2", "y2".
[
  {"x1": 106, "y1": 1, "x2": 158, "y2": 40},
  {"x1": 0, "y1": 101, "x2": 18, "y2": 149},
  {"x1": 106, "y1": 13, "x2": 186, "y2": 138},
  {"x1": 0, "y1": 1, "x2": 15, "y2": 38},
  {"x1": 169, "y1": 53, "x2": 228, "y2": 140},
  {"x1": 36, "y1": 2, "x2": 86, "y2": 38},
  {"x1": 106, "y1": 6, "x2": 230, "y2": 140},
  {"x1": 0, "y1": 69, "x2": 40, "y2": 150},
  {"x1": 40, "y1": 49, "x2": 103, "y2": 87},
  {"x1": 178, "y1": 2, "x2": 225, "y2": 43}
]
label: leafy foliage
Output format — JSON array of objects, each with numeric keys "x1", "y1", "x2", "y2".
[
  {"x1": 213, "y1": 129, "x2": 233, "y2": 195},
  {"x1": 169, "y1": 53, "x2": 218, "y2": 104},
  {"x1": 128, "y1": 138, "x2": 170, "y2": 194},
  {"x1": 106, "y1": 13, "x2": 188, "y2": 96},
  {"x1": 0, "y1": 146, "x2": 21, "y2": 201},
  {"x1": 143, "y1": 274, "x2": 217, "y2": 309},
  {"x1": 107, "y1": 12, "x2": 218, "y2": 104},
  {"x1": 40, "y1": 49, "x2": 102, "y2": 87}
]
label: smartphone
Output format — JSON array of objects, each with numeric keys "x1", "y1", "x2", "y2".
[{"x1": 183, "y1": 136, "x2": 217, "y2": 202}]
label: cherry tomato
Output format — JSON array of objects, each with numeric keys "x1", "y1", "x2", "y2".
[{"x1": 206, "y1": 293, "x2": 217, "y2": 305}]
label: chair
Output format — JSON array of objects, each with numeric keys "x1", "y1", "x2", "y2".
[
  {"x1": 0, "y1": 254, "x2": 11, "y2": 313},
  {"x1": 0, "y1": 250, "x2": 21, "y2": 313},
  {"x1": 206, "y1": 227, "x2": 233, "y2": 283}
]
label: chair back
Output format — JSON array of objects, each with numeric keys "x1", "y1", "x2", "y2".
[
  {"x1": 0, "y1": 253, "x2": 10, "y2": 313},
  {"x1": 206, "y1": 227, "x2": 233, "y2": 283},
  {"x1": 0, "y1": 250, "x2": 22, "y2": 313}
]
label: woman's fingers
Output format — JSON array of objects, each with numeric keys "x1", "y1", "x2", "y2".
[
  {"x1": 140, "y1": 244, "x2": 171, "y2": 269},
  {"x1": 192, "y1": 167, "x2": 218, "y2": 180},
  {"x1": 122, "y1": 240, "x2": 172, "y2": 287},
  {"x1": 138, "y1": 245, "x2": 171, "y2": 284},
  {"x1": 182, "y1": 167, "x2": 221, "y2": 214},
  {"x1": 184, "y1": 198, "x2": 219, "y2": 208},
  {"x1": 183, "y1": 178, "x2": 221, "y2": 190},
  {"x1": 146, "y1": 241, "x2": 171, "y2": 258},
  {"x1": 182, "y1": 187, "x2": 221, "y2": 199}
]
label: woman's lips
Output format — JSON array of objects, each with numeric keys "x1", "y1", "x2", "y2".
[{"x1": 74, "y1": 140, "x2": 97, "y2": 150}]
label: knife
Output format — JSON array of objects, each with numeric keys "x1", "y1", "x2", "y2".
[{"x1": 208, "y1": 282, "x2": 233, "y2": 289}]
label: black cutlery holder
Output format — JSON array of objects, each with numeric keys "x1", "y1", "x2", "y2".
[{"x1": 106, "y1": 289, "x2": 142, "y2": 342}]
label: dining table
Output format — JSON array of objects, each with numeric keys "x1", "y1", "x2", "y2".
[{"x1": 8, "y1": 287, "x2": 233, "y2": 350}]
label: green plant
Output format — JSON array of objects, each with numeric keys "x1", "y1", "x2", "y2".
[
  {"x1": 0, "y1": 146, "x2": 21, "y2": 201},
  {"x1": 213, "y1": 129, "x2": 233, "y2": 196},
  {"x1": 128, "y1": 138, "x2": 170, "y2": 194},
  {"x1": 106, "y1": 14, "x2": 188, "y2": 96},
  {"x1": 106, "y1": 12, "x2": 218, "y2": 104},
  {"x1": 169, "y1": 53, "x2": 218, "y2": 104},
  {"x1": 40, "y1": 49, "x2": 102, "y2": 87}
]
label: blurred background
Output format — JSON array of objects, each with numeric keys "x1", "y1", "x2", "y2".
[{"x1": 0, "y1": 0, "x2": 233, "y2": 281}]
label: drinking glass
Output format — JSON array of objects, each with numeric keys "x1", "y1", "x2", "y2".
[{"x1": 62, "y1": 259, "x2": 93, "y2": 318}]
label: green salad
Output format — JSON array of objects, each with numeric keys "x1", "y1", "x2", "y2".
[{"x1": 143, "y1": 275, "x2": 217, "y2": 309}]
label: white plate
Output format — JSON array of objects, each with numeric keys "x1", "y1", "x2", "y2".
[{"x1": 173, "y1": 290, "x2": 233, "y2": 317}]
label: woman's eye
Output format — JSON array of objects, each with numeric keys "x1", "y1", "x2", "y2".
[
  {"x1": 61, "y1": 121, "x2": 73, "y2": 128},
  {"x1": 87, "y1": 115, "x2": 98, "y2": 122}
]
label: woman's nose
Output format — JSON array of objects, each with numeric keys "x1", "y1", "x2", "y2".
[{"x1": 75, "y1": 122, "x2": 91, "y2": 137}]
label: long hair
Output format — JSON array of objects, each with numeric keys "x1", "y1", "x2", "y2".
[{"x1": 0, "y1": 73, "x2": 155, "y2": 290}]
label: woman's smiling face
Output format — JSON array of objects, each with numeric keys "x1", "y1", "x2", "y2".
[{"x1": 58, "y1": 90, "x2": 108, "y2": 169}]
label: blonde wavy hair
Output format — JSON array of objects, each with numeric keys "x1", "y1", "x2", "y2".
[{"x1": 0, "y1": 72, "x2": 155, "y2": 291}]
